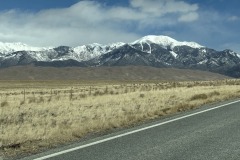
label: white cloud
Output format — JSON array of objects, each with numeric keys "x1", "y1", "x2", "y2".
[
  {"x1": 228, "y1": 16, "x2": 240, "y2": 21},
  {"x1": 0, "y1": 0, "x2": 199, "y2": 47},
  {"x1": 130, "y1": 0, "x2": 198, "y2": 16},
  {"x1": 178, "y1": 12, "x2": 199, "y2": 22}
]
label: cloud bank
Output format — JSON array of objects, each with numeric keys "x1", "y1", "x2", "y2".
[{"x1": 0, "y1": 0, "x2": 199, "y2": 47}]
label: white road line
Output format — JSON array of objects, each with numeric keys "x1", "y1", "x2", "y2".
[{"x1": 33, "y1": 99, "x2": 240, "y2": 160}]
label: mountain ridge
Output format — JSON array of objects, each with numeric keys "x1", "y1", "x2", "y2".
[{"x1": 0, "y1": 35, "x2": 240, "y2": 78}]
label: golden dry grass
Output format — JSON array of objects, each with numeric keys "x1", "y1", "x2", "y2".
[{"x1": 1, "y1": 79, "x2": 240, "y2": 158}]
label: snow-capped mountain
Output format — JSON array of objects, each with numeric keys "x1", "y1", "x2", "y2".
[
  {"x1": 0, "y1": 35, "x2": 240, "y2": 77},
  {"x1": 131, "y1": 35, "x2": 204, "y2": 50},
  {"x1": 0, "y1": 41, "x2": 125, "y2": 63}
]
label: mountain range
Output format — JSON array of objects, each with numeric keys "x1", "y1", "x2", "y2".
[{"x1": 0, "y1": 35, "x2": 240, "y2": 77}]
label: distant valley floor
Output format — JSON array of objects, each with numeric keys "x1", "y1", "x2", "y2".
[{"x1": 0, "y1": 66, "x2": 230, "y2": 81}]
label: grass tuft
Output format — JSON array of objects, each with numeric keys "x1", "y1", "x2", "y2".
[
  {"x1": 190, "y1": 93, "x2": 208, "y2": 101},
  {"x1": 1, "y1": 101, "x2": 9, "y2": 107},
  {"x1": 139, "y1": 93, "x2": 145, "y2": 98}
]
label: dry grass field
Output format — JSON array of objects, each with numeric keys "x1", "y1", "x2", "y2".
[{"x1": 1, "y1": 79, "x2": 240, "y2": 158}]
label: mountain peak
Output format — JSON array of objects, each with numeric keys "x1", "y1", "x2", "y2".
[
  {"x1": 131, "y1": 35, "x2": 204, "y2": 49},
  {"x1": 0, "y1": 41, "x2": 51, "y2": 54}
]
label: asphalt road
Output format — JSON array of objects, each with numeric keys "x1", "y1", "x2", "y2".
[{"x1": 21, "y1": 99, "x2": 240, "y2": 160}]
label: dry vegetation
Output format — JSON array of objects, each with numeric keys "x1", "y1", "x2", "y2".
[{"x1": 1, "y1": 79, "x2": 240, "y2": 158}]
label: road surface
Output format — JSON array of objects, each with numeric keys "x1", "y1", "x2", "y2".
[{"x1": 21, "y1": 99, "x2": 240, "y2": 160}]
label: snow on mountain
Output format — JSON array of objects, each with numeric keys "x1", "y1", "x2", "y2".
[
  {"x1": 73, "y1": 43, "x2": 104, "y2": 61},
  {"x1": 108, "y1": 42, "x2": 125, "y2": 49},
  {"x1": 73, "y1": 42, "x2": 125, "y2": 61},
  {"x1": 237, "y1": 53, "x2": 240, "y2": 58},
  {"x1": 0, "y1": 42, "x2": 51, "y2": 54},
  {"x1": 0, "y1": 41, "x2": 125, "y2": 62},
  {"x1": 231, "y1": 50, "x2": 240, "y2": 58},
  {"x1": 170, "y1": 51, "x2": 178, "y2": 58},
  {"x1": 27, "y1": 51, "x2": 52, "y2": 61},
  {"x1": 131, "y1": 35, "x2": 204, "y2": 49}
]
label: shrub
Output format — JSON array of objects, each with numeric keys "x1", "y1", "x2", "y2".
[
  {"x1": 47, "y1": 97, "x2": 52, "y2": 103},
  {"x1": 190, "y1": 93, "x2": 208, "y2": 101},
  {"x1": 20, "y1": 101, "x2": 25, "y2": 105},
  {"x1": 28, "y1": 97, "x2": 36, "y2": 103},
  {"x1": 37, "y1": 97, "x2": 45, "y2": 103},
  {"x1": 139, "y1": 93, "x2": 145, "y2": 98},
  {"x1": 1, "y1": 101, "x2": 9, "y2": 107},
  {"x1": 209, "y1": 91, "x2": 220, "y2": 97}
]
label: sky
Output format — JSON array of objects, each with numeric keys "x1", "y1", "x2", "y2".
[{"x1": 0, "y1": 0, "x2": 239, "y2": 53}]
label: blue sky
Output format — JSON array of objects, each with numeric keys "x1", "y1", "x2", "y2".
[{"x1": 0, "y1": 0, "x2": 239, "y2": 53}]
